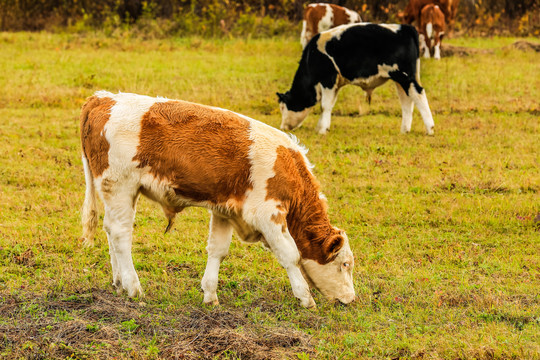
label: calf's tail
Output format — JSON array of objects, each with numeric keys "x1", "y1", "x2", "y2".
[
  {"x1": 79, "y1": 100, "x2": 98, "y2": 247},
  {"x1": 81, "y1": 155, "x2": 98, "y2": 247}
]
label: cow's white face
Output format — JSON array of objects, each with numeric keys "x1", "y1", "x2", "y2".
[
  {"x1": 300, "y1": 233, "x2": 356, "y2": 304},
  {"x1": 279, "y1": 102, "x2": 311, "y2": 131}
]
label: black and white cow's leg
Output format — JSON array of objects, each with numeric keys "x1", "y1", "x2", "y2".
[
  {"x1": 201, "y1": 212, "x2": 233, "y2": 306},
  {"x1": 101, "y1": 184, "x2": 142, "y2": 297},
  {"x1": 395, "y1": 83, "x2": 415, "y2": 134},
  {"x1": 408, "y1": 82, "x2": 435, "y2": 135},
  {"x1": 316, "y1": 85, "x2": 340, "y2": 134},
  {"x1": 391, "y1": 69, "x2": 435, "y2": 135}
]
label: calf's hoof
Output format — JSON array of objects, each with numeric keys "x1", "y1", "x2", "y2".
[
  {"x1": 426, "y1": 126, "x2": 435, "y2": 136},
  {"x1": 80, "y1": 237, "x2": 94, "y2": 248},
  {"x1": 204, "y1": 299, "x2": 220, "y2": 306},
  {"x1": 301, "y1": 296, "x2": 316, "y2": 309}
]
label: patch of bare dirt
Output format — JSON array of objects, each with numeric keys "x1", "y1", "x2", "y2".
[
  {"x1": 441, "y1": 44, "x2": 493, "y2": 57},
  {"x1": 0, "y1": 289, "x2": 315, "y2": 359},
  {"x1": 441, "y1": 40, "x2": 540, "y2": 57},
  {"x1": 507, "y1": 40, "x2": 540, "y2": 52}
]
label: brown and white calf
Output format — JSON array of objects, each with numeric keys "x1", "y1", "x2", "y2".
[
  {"x1": 301, "y1": 3, "x2": 362, "y2": 49},
  {"x1": 80, "y1": 91, "x2": 355, "y2": 308},
  {"x1": 401, "y1": 0, "x2": 459, "y2": 30},
  {"x1": 419, "y1": 4, "x2": 446, "y2": 60}
]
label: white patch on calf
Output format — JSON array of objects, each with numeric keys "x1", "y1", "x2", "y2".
[
  {"x1": 426, "y1": 22, "x2": 433, "y2": 39},
  {"x1": 300, "y1": 20, "x2": 309, "y2": 48},
  {"x1": 345, "y1": 8, "x2": 361, "y2": 23},
  {"x1": 434, "y1": 43, "x2": 441, "y2": 60},
  {"x1": 317, "y1": 4, "x2": 335, "y2": 33}
]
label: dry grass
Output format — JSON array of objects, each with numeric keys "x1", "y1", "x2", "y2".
[{"x1": 0, "y1": 290, "x2": 315, "y2": 359}]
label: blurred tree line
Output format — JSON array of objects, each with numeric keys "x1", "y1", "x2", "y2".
[{"x1": 0, "y1": 0, "x2": 538, "y2": 36}]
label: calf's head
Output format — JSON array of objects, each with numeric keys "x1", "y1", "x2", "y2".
[
  {"x1": 276, "y1": 92, "x2": 312, "y2": 131},
  {"x1": 299, "y1": 231, "x2": 356, "y2": 304}
]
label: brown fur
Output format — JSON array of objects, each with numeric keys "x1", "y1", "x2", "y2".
[
  {"x1": 80, "y1": 96, "x2": 116, "y2": 177},
  {"x1": 304, "y1": 4, "x2": 360, "y2": 45},
  {"x1": 133, "y1": 101, "x2": 253, "y2": 211},
  {"x1": 266, "y1": 146, "x2": 343, "y2": 264}
]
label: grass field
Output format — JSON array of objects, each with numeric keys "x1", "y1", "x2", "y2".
[{"x1": 0, "y1": 31, "x2": 539, "y2": 359}]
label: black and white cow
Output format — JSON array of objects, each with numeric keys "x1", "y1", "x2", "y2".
[{"x1": 277, "y1": 23, "x2": 435, "y2": 135}]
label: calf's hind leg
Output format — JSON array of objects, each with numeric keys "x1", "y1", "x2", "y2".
[
  {"x1": 102, "y1": 186, "x2": 142, "y2": 297},
  {"x1": 201, "y1": 213, "x2": 233, "y2": 305}
]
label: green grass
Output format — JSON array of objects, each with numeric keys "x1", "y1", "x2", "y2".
[{"x1": 0, "y1": 31, "x2": 539, "y2": 359}]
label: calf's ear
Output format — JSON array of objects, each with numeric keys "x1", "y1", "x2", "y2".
[
  {"x1": 323, "y1": 234, "x2": 344, "y2": 262},
  {"x1": 276, "y1": 92, "x2": 286, "y2": 103}
]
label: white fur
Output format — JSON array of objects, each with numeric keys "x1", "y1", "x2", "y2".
[
  {"x1": 426, "y1": 22, "x2": 433, "y2": 39},
  {"x1": 316, "y1": 84, "x2": 340, "y2": 134},
  {"x1": 300, "y1": 20, "x2": 310, "y2": 49},
  {"x1": 434, "y1": 43, "x2": 441, "y2": 60}
]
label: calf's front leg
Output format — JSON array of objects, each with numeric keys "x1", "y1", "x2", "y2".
[
  {"x1": 260, "y1": 224, "x2": 315, "y2": 308},
  {"x1": 201, "y1": 213, "x2": 233, "y2": 305}
]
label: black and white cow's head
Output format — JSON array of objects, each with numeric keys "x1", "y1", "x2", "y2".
[{"x1": 276, "y1": 91, "x2": 313, "y2": 131}]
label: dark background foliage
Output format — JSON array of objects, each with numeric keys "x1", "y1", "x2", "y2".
[{"x1": 0, "y1": 0, "x2": 538, "y2": 35}]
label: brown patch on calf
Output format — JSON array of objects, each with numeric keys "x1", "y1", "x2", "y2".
[
  {"x1": 271, "y1": 212, "x2": 287, "y2": 233},
  {"x1": 304, "y1": 4, "x2": 359, "y2": 45},
  {"x1": 80, "y1": 96, "x2": 116, "y2": 177},
  {"x1": 266, "y1": 146, "x2": 342, "y2": 264},
  {"x1": 133, "y1": 101, "x2": 253, "y2": 210},
  {"x1": 304, "y1": 5, "x2": 327, "y2": 44},
  {"x1": 331, "y1": 5, "x2": 351, "y2": 26}
]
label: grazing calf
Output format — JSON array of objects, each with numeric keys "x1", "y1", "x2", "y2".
[
  {"x1": 277, "y1": 23, "x2": 435, "y2": 135},
  {"x1": 301, "y1": 3, "x2": 362, "y2": 49},
  {"x1": 419, "y1": 4, "x2": 446, "y2": 59},
  {"x1": 402, "y1": 0, "x2": 459, "y2": 31},
  {"x1": 80, "y1": 91, "x2": 355, "y2": 308}
]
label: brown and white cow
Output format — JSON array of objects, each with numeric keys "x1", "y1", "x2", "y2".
[
  {"x1": 79, "y1": 91, "x2": 356, "y2": 308},
  {"x1": 419, "y1": 4, "x2": 446, "y2": 60},
  {"x1": 301, "y1": 3, "x2": 362, "y2": 49},
  {"x1": 401, "y1": 0, "x2": 459, "y2": 31}
]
